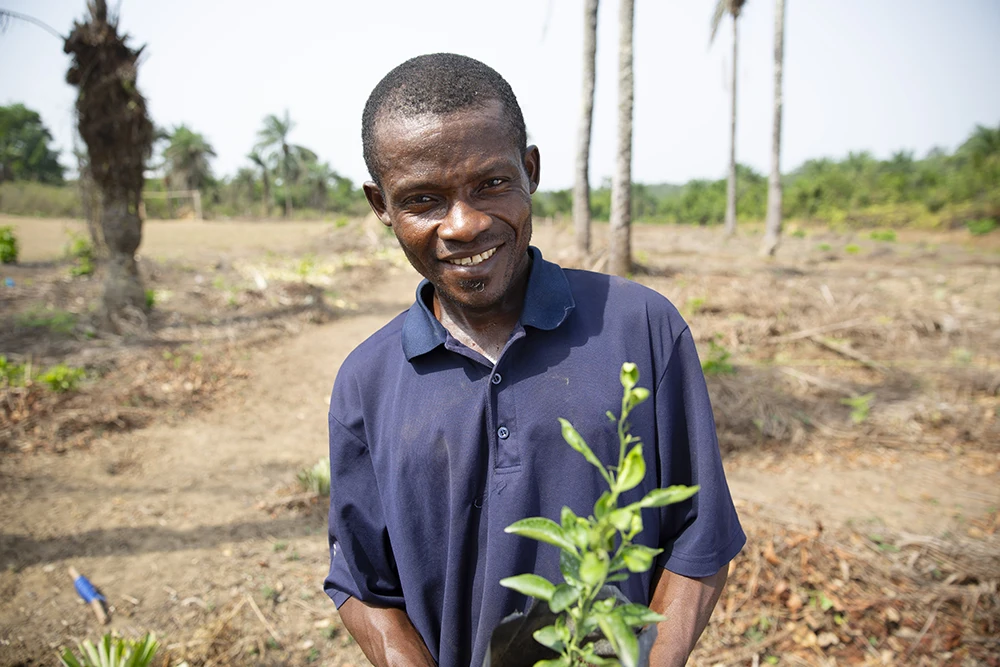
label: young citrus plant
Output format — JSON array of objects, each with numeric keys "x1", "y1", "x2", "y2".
[{"x1": 500, "y1": 363, "x2": 698, "y2": 667}]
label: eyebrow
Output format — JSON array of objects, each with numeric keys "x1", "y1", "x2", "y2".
[{"x1": 390, "y1": 158, "x2": 521, "y2": 198}]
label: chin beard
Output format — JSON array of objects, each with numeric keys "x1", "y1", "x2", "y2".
[{"x1": 458, "y1": 279, "x2": 486, "y2": 292}]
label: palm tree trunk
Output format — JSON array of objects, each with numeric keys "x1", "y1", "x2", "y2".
[
  {"x1": 262, "y1": 173, "x2": 271, "y2": 218},
  {"x1": 573, "y1": 0, "x2": 599, "y2": 256},
  {"x1": 761, "y1": 0, "x2": 786, "y2": 257},
  {"x1": 724, "y1": 14, "x2": 739, "y2": 237},
  {"x1": 283, "y1": 147, "x2": 293, "y2": 218},
  {"x1": 101, "y1": 187, "x2": 146, "y2": 326},
  {"x1": 609, "y1": 0, "x2": 634, "y2": 278}
]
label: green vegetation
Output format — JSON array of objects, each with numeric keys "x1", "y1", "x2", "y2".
[
  {"x1": 967, "y1": 218, "x2": 997, "y2": 236},
  {"x1": 0, "y1": 103, "x2": 65, "y2": 185},
  {"x1": 701, "y1": 338, "x2": 736, "y2": 376},
  {"x1": 40, "y1": 364, "x2": 86, "y2": 393},
  {"x1": 16, "y1": 308, "x2": 77, "y2": 335},
  {"x1": 500, "y1": 364, "x2": 698, "y2": 666},
  {"x1": 869, "y1": 229, "x2": 897, "y2": 242},
  {"x1": 144, "y1": 289, "x2": 156, "y2": 310},
  {"x1": 58, "y1": 632, "x2": 159, "y2": 667},
  {"x1": 298, "y1": 457, "x2": 331, "y2": 496},
  {"x1": 0, "y1": 355, "x2": 26, "y2": 385},
  {"x1": 66, "y1": 233, "x2": 96, "y2": 277},
  {"x1": 0, "y1": 225, "x2": 18, "y2": 263},
  {"x1": 840, "y1": 393, "x2": 875, "y2": 425},
  {"x1": 844, "y1": 244, "x2": 861, "y2": 255}
]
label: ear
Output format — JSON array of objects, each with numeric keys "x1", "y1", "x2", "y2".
[
  {"x1": 523, "y1": 145, "x2": 540, "y2": 195},
  {"x1": 363, "y1": 181, "x2": 392, "y2": 226}
]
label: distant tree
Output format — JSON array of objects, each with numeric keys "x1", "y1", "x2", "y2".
[
  {"x1": 609, "y1": 0, "x2": 634, "y2": 277},
  {"x1": 0, "y1": 103, "x2": 65, "y2": 184},
  {"x1": 761, "y1": 0, "x2": 785, "y2": 257},
  {"x1": 256, "y1": 111, "x2": 314, "y2": 217},
  {"x1": 247, "y1": 149, "x2": 272, "y2": 218},
  {"x1": 163, "y1": 125, "x2": 216, "y2": 193},
  {"x1": 573, "y1": 0, "x2": 599, "y2": 256},
  {"x1": 711, "y1": 0, "x2": 748, "y2": 237},
  {"x1": 231, "y1": 167, "x2": 257, "y2": 216}
]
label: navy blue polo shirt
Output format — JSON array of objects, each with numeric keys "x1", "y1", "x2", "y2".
[{"x1": 325, "y1": 247, "x2": 744, "y2": 667}]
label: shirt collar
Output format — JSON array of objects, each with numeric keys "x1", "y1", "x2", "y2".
[{"x1": 401, "y1": 246, "x2": 576, "y2": 361}]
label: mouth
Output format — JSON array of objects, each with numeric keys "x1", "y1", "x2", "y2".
[{"x1": 445, "y1": 246, "x2": 498, "y2": 267}]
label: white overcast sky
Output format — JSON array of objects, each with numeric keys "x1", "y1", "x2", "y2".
[{"x1": 1, "y1": 0, "x2": 998, "y2": 190}]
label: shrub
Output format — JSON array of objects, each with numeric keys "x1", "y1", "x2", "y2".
[
  {"x1": 59, "y1": 632, "x2": 159, "y2": 667},
  {"x1": 0, "y1": 225, "x2": 18, "y2": 264},
  {"x1": 869, "y1": 229, "x2": 897, "y2": 242},
  {"x1": 298, "y1": 457, "x2": 331, "y2": 496},
  {"x1": 66, "y1": 233, "x2": 95, "y2": 277},
  {"x1": 844, "y1": 244, "x2": 861, "y2": 255},
  {"x1": 967, "y1": 218, "x2": 998, "y2": 236},
  {"x1": 40, "y1": 364, "x2": 86, "y2": 393},
  {"x1": 701, "y1": 338, "x2": 736, "y2": 376},
  {"x1": 0, "y1": 355, "x2": 26, "y2": 385},
  {"x1": 840, "y1": 393, "x2": 875, "y2": 425}
]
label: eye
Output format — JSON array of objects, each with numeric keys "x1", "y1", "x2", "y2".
[
  {"x1": 482, "y1": 178, "x2": 505, "y2": 189},
  {"x1": 403, "y1": 194, "x2": 435, "y2": 207}
]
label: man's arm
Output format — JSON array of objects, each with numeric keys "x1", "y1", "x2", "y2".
[
  {"x1": 338, "y1": 597, "x2": 436, "y2": 667},
  {"x1": 647, "y1": 564, "x2": 729, "y2": 667}
]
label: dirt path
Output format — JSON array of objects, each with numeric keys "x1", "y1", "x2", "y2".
[{"x1": 1, "y1": 219, "x2": 997, "y2": 665}]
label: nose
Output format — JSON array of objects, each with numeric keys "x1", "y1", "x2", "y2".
[{"x1": 438, "y1": 198, "x2": 491, "y2": 242}]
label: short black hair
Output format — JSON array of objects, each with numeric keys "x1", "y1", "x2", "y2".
[{"x1": 362, "y1": 53, "x2": 527, "y2": 187}]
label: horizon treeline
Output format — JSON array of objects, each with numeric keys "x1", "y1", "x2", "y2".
[{"x1": 1, "y1": 102, "x2": 997, "y2": 229}]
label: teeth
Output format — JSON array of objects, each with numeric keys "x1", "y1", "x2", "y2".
[{"x1": 448, "y1": 247, "x2": 497, "y2": 267}]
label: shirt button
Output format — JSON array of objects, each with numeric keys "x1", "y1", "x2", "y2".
[
  {"x1": 492, "y1": 373, "x2": 502, "y2": 385},
  {"x1": 497, "y1": 426, "x2": 510, "y2": 439}
]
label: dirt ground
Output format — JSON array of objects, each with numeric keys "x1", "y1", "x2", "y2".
[{"x1": 1, "y1": 214, "x2": 997, "y2": 666}]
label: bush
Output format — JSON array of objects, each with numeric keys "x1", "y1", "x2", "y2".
[
  {"x1": 967, "y1": 218, "x2": 998, "y2": 236},
  {"x1": 0, "y1": 355, "x2": 26, "y2": 385},
  {"x1": 40, "y1": 364, "x2": 86, "y2": 393},
  {"x1": 869, "y1": 229, "x2": 897, "y2": 242},
  {"x1": 0, "y1": 181, "x2": 80, "y2": 217},
  {"x1": 844, "y1": 244, "x2": 861, "y2": 255},
  {"x1": 298, "y1": 457, "x2": 331, "y2": 496},
  {"x1": 66, "y1": 233, "x2": 95, "y2": 277},
  {"x1": 0, "y1": 225, "x2": 18, "y2": 264},
  {"x1": 59, "y1": 632, "x2": 159, "y2": 667}
]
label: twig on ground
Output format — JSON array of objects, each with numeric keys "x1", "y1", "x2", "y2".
[
  {"x1": 807, "y1": 335, "x2": 888, "y2": 372},
  {"x1": 769, "y1": 317, "x2": 869, "y2": 343},
  {"x1": 244, "y1": 593, "x2": 281, "y2": 645}
]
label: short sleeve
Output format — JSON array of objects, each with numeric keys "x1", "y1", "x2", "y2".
[
  {"x1": 324, "y1": 412, "x2": 405, "y2": 609},
  {"x1": 653, "y1": 327, "x2": 746, "y2": 577}
]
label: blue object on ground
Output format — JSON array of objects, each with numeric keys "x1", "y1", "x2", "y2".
[
  {"x1": 73, "y1": 574, "x2": 106, "y2": 603},
  {"x1": 3, "y1": 278, "x2": 13, "y2": 287}
]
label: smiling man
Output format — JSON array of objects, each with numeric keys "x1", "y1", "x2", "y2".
[{"x1": 324, "y1": 54, "x2": 745, "y2": 667}]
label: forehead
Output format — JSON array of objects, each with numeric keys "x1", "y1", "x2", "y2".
[{"x1": 372, "y1": 102, "x2": 521, "y2": 186}]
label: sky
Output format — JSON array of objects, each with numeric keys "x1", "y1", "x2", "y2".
[{"x1": 1, "y1": 0, "x2": 998, "y2": 191}]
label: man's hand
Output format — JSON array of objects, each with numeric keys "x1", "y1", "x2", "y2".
[
  {"x1": 647, "y1": 564, "x2": 730, "y2": 667},
  {"x1": 338, "y1": 597, "x2": 436, "y2": 667}
]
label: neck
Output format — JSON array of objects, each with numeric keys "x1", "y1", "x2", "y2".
[{"x1": 432, "y1": 261, "x2": 531, "y2": 363}]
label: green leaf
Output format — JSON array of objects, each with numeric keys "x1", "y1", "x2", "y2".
[
  {"x1": 594, "y1": 490, "x2": 614, "y2": 520},
  {"x1": 58, "y1": 648, "x2": 82, "y2": 667},
  {"x1": 558, "y1": 418, "x2": 607, "y2": 476},
  {"x1": 549, "y1": 584, "x2": 580, "y2": 613},
  {"x1": 499, "y1": 574, "x2": 556, "y2": 601},
  {"x1": 532, "y1": 624, "x2": 565, "y2": 651},
  {"x1": 621, "y1": 544, "x2": 663, "y2": 573},
  {"x1": 559, "y1": 549, "x2": 582, "y2": 584},
  {"x1": 578, "y1": 647, "x2": 620, "y2": 666},
  {"x1": 628, "y1": 512, "x2": 643, "y2": 537},
  {"x1": 615, "y1": 603, "x2": 666, "y2": 628},
  {"x1": 636, "y1": 485, "x2": 700, "y2": 508},
  {"x1": 560, "y1": 506, "x2": 576, "y2": 530},
  {"x1": 532, "y1": 659, "x2": 570, "y2": 667},
  {"x1": 505, "y1": 517, "x2": 578, "y2": 553},
  {"x1": 607, "y1": 507, "x2": 635, "y2": 532},
  {"x1": 616, "y1": 444, "x2": 645, "y2": 493},
  {"x1": 620, "y1": 362, "x2": 639, "y2": 390},
  {"x1": 598, "y1": 611, "x2": 640, "y2": 667},
  {"x1": 606, "y1": 410, "x2": 617, "y2": 422},
  {"x1": 579, "y1": 551, "x2": 609, "y2": 588},
  {"x1": 606, "y1": 571, "x2": 629, "y2": 582}
]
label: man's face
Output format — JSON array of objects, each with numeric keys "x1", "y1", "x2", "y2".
[{"x1": 364, "y1": 101, "x2": 540, "y2": 316}]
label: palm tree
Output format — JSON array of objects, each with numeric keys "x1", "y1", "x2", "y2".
[
  {"x1": 2, "y1": 2, "x2": 154, "y2": 330},
  {"x1": 247, "y1": 150, "x2": 272, "y2": 218},
  {"x1": 761, "y1": 0, "x2": 785, "y2": 257},
  {"x1": 574, "y1": 0, "x2": 599, "y2": 256},
  {"x1": 66, "y1": 1, "x2": 154, "y2": 329},
  {"x1": 163, "y1": 125, "x2": 216, "y2": 193},
  {"x1": 609, "y1": 0, "x2": 634, "y2": 277},
  {"x1": 711, "y1": 0, "x2": 748, "y2": 238},
  {"x1": 256, "y1": 111, "x2": 314, "y2": 217}
]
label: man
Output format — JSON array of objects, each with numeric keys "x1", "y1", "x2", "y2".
[{"x1": 325, "y1": 53, "x2": 745, "y2": 667}]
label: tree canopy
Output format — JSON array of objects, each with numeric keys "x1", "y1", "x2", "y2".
[
  {"x1": 163, "y1": 124, "x2": 216, "y2": 192},
  {"x1": 0, "y1": 103, "x2": 65, "y2": 184}
]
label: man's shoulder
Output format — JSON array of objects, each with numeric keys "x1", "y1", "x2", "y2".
[
  {"x1": 561, "y1": 266, "x2": 686, "y2": 325},
  {"x1": 336, "y1": 309, "x2": 409, "y2": 385}
]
